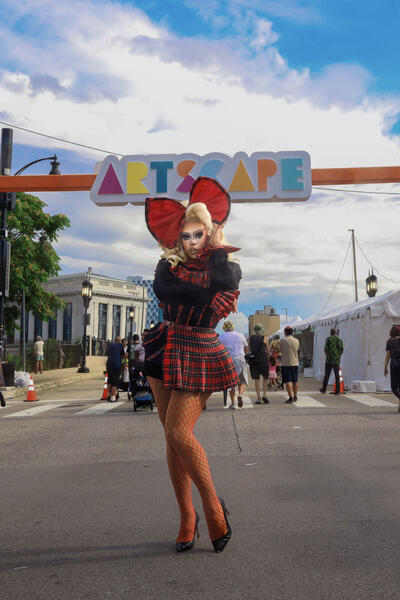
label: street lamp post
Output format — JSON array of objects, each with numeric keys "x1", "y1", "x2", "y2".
[
  {"x1": 129, "y1": 306, "x2": 135, "y2": 343},
  {"x1": 14, "y1": 155, "x2": 60, "y2": 176},
  {"x1": 281, "y1": 308, "x2": 288, "y2": 324},
  {"x1": 78, "y1": 277, "x2": 93, "y2": 373},
  {"x1": 14, "y1": 155, "x2": 60, "y2": 372},
  {"x1": 366, "y1": 270, "x2": 378, "y2": 298}
]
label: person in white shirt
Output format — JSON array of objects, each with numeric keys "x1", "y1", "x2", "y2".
[
  {"x1": 129, "y1": 334, "x2": 145, "y2": 368},
  {"x1": 33, "y1": 335, "x2": 44, "y2": 374},
  {"x1": 219, "y1": 321, "x2": 248, "y2": 409}
]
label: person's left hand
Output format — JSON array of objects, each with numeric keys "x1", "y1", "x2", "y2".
[
  {"x1": 209, "y1": 222, "x2": 226, "y2": 247},
  {"x1": 232, "y1": 298, "x2": 238, "y2": 313},
  {"x1": 384, "y1": 367, "x2": 388, "y2": 377}
]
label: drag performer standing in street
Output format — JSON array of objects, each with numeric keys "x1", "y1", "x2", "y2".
[{"x1": 144, "y1": 177, "x2": 241, "y2": 553}]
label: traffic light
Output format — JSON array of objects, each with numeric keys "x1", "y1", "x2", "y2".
[{"x1": 0, "y1": 192, "x2": 16, "y2": 210}]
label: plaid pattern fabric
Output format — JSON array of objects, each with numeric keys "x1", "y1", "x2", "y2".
[
  {"x1": 210, "y1": 290, "x2": 239, "y2": 319},
  {"x1": 162, "y1": 324, "x2": 239, "y2": 392},
  {"x1": 171, "y1": 261, "x2": 210, "y2": 288}
]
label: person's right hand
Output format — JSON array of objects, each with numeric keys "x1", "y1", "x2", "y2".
[{"x1": 384, "y1": 367, "x2": 388, "y2": 376}]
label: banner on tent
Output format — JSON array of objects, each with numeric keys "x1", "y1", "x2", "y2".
[{"x1": 90, "y1": 151, "x2": 312, "y2": 206}]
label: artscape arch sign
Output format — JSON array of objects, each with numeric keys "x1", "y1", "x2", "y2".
[{"x1": 89, "y1": 151, "x2": 312, "y2": 206}]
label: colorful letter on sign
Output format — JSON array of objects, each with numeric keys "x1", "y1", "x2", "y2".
[{"x1": 90, "y1": 151, "x2": 311, "y2": 205}]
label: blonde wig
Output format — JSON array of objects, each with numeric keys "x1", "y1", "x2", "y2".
[{"x1": 160, "y1": 202, "x2": 227, "y2": 266}]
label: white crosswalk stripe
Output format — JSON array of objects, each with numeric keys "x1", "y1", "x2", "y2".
[
  {"x1": 3, "y1": 403, "x2": 65, "y2": 418},
  {"x1": 294, "y1": 396, "x2": 327, "y2": 408},
  {"x1": 345, "y1": 394, "x2": 395, "y2": 407},
  {"x1": 241, "y1": 395, "x2": 253, "y2": 409},
  {"x1": 76, "y1": 401, "x2": 125, "y2": 415}
]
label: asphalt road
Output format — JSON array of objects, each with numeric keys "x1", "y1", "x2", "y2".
[{"x1": 1, "y1": 378, "x2": 400, "y2": 600}]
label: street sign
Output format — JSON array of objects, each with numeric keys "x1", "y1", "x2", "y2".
[{"x1": 90, "y1": 151, "x2": 312, "y2": 206}]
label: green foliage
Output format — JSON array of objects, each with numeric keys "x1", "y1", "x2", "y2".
[{"x1": 5, "y1": 192, "x2": 70, "y2": 333}]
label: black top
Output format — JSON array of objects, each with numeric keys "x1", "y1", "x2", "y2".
[
  {"x1": 153, "y1": 249, "x2": 241, "y2": 328},
  {"x1": 249, "y1": 334, "x2": 268, "y2": 364},
  {"x1": 386, "y1": 337, "x2": 400, "y2": 359},
  {"x1": 106, "y1": 342, "x2": 125, "y2": 371}
]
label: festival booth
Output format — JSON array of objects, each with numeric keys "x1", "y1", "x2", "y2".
[{"x1": 294, "y1": 290, "x2": 400, "y2": 392}]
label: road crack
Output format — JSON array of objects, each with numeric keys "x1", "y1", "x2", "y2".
[{"x1": 231, "y1": 413, "x2": 242, "y2": 454}]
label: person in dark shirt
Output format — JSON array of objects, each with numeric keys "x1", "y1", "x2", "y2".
[
  {"x1": 384, "y1": 324, "x2": 400, "y2": 411},
  {"x1": 320, "y1": 328, "x2": 344, "y2": 395},
  {"x1": 106, "y1": 336, "x2": 125, "y2": 402},
  {"x1": 144, "y1": 177, "x2": 240, "y2": 554}
]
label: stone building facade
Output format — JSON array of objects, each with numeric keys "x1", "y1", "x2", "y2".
[{"x1": 9, "y1": 272, "x2": 149, "y2": 345}]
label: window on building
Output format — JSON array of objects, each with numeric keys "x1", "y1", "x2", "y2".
[
  {"x1": 98, "y1": 304, "x2": 107, "y2": 340},
  {"x1": 112, "y1": 305, "x2": 121, "y2": 340},
  {"x1": 34, "y1": 315, "x2": 43, "y2": 339},
  {"x1": 63, "y1": 303, "x2": 72, "y2": 341},
  {"x1": 48, "y1": 313, "x2": 57, "y2": 339}
]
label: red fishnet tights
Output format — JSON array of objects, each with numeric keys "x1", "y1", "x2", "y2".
[{"x1": 149, "y1": 378, "x2": 227, "y2": 543}]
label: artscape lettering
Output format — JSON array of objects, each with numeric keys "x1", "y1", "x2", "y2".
[{"x1": 90, "y1": 151, "x2": 312, "y2": 206}]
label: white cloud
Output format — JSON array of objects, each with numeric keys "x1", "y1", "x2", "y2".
[{"x1": 249, "y1": 18, "x2": 279, "y2": 52}]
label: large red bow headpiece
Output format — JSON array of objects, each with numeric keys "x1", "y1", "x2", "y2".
[{"x1": 145, "y1": 177, "x2": 231, "y2": 248}]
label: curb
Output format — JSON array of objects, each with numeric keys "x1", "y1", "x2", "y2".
[{"x1": 3, "y1": 370, "x2": 105, "y2": 400}]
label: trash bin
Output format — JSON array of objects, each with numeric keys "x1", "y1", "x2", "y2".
[{"x1": 2, "y1": 362, "x2": 15, "y2": 387}]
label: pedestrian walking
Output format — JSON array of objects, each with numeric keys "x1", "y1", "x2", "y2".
[
  {"x1": 268, "y1": 355, "x2": 278, "y2": 390},
  {"x1": 219, "y1": 320, "x2": 248, "y2": 409},
  {"x1": 270, "y1": 334, "x2": 283, "y2": 389},
  {"x1": 319, "y1": 328, "x2": 344, "y2": 395},
  {"x1": 280, "y1": 325, "x2": 300, "y2": 403},
  {"x1": 129, "y1": 333, "x2": 145, "y2": 369},
  {"x1": 33, "y1": 335, "x2": 44, "y2": 374},
  {"x1": 144, "y1": 177, "x2": 240, "y2": 553},
  {"x1": 106, "y1": 336, "x2": 125, "y2": 402},
  {"x1": 384, "y1": 324, "x2": 400, "y2": 412},
  {"x1": 248, "y1": 323, "x2": 270, "y2": 404}
]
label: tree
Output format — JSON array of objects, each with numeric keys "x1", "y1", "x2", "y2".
[{"x1": 5, "y1": 192, "x2": 70, "y2": 335}]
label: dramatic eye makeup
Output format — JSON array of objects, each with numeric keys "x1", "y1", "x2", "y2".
[{"x1": 181, "y1": 229, "x2": 204, "y2": 241}]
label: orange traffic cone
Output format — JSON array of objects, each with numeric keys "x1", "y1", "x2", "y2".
[
  {"x1": 334, "y1": 367, "x2": 345, "y2": 394},
  {"x1": 25, "y1": 375, "x2": 38, "y2": 402},
  {"x1": 100, "y1": 372, "x2": 109, "y2": 400}
]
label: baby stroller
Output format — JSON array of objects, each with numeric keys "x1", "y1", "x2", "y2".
[
  {"x1": 115, "y1": 365, "x2": 130, "y2": 400},
  {"x1": 129, "y1": 366, "x2": 155, "y2": 412}
]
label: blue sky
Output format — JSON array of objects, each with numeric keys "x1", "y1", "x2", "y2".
[{"x1": 1, "y1": 0, "x2": 400, "y2": 332}]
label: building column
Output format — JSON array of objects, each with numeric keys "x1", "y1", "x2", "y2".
[
  {"x1": 121, "y1": 304, "x2": 126, "y2": 340},
  {"x1": 106, "y1": 303, "x2": 113, "y2": 341}
]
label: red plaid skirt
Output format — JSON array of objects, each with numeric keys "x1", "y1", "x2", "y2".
[{"x1": 160, "y1": 324, "x2": 239, "y2": 392}]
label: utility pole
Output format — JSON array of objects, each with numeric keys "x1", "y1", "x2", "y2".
[
  {"x1": 348, "y1": 228, "x2": 358, "y2": 302},
  {"x1": 0, "y1": 128, "x2": 14, "y2": 405}
]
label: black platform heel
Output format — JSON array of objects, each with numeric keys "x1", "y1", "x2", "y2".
[
  {"x1": 212, "y1": 498, "x2": 231, "y2": 553},
  {"x1": 175, "y1": 512, "x2": 200, "y2": 553}
]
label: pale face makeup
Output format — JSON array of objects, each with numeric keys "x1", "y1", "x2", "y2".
[{"x1": 181, "y1": 221, "x2": 208, "y2": 259}]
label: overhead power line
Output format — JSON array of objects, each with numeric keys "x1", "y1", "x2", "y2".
[
  {"x1": 1, "y1": 118, "x2": 400, "y2": 196},
  {"x1": 0, "y1": 120, "x2": 124, "y2": 157},
  {"x1": 355, "y1": 238, "x2": 400, "y2": 285},
  {"x1": 313, "y1": 186, "x2": 400, "y2": 196},
  {"x1": 321, "y1": 237, "x2": 352, "y2": 313}
]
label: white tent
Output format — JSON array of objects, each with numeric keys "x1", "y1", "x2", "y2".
[
  {"x1": 294, "y1": 290, "x2": 400, "y2": 391},
  {"x1": 270, "y1": 315, "x2": 303, "y2": 339}
]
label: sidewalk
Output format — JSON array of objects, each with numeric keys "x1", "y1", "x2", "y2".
[{"x1": 3, "y1": 358, "x2": 106, "y2": 401}]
